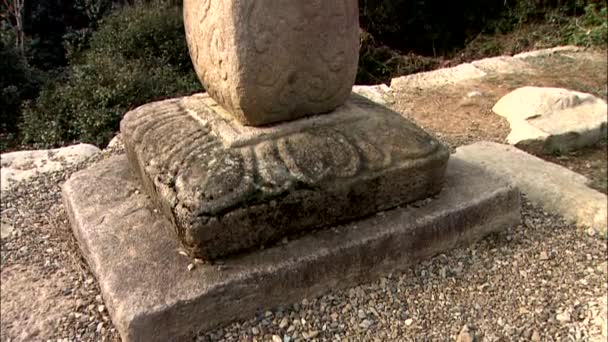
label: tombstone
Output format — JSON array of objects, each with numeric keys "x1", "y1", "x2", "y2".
[{"x1": 62, "y1": 2, "x2": 520, "y2": 341}]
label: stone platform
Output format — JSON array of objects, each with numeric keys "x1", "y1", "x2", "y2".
[
  {"x1": 120, "y1": 93, "x2": 449, "y2": 259},
  {"x1": 62, "y1": 154, "x2": 520, "y2": 342}
]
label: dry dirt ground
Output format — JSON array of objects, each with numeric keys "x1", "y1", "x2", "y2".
[
  {"x1": 1, "y1": 49, "x2": 607, "y2": 341},
  {"x1": 391, "y1": 48, "x2": 608, "y2": 195}
]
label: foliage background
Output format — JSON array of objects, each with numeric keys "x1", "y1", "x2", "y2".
[{"x1": 1, "y1": 0, "x2": 606, "y2": 150}]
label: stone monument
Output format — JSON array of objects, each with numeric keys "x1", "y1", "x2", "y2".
[
  {"x1": 120, "y1": 0, "x2": 449, "y2": 260},
  {"x1": 183, "y1": 0, "x2": 360, "y2": 125},
  {"x1": 62, "y1": 1, "x2": 521, "y2": 340}
]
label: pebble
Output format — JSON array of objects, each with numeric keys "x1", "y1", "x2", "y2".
[
  {"x1": 557, "y1": 311, "x2": 571, "y2": 323},
  {"x1": 279, "y1": 317, "x2": 289, "y2": 329},
  {"x1": 357, "y1": 309, "x2": 366, "y2": 319},
  {"x1": 359, "y1": 319, "x2": 374, "y2": 329},
  {"x1": 456, "y1": 324, "x2": 474, "y2": 342},
  {"x1": 304, "y1": 330, "x2": 319, "y2": 339},
  {"x1": 0, "y1": 222, "x2": 15, "y2": 239},
  {"x1": 3, "y1": 141, "x2": 608, "y2": 342},
  {"x1": 531, "y1": 330, "x2": 541, "y2": 341}
]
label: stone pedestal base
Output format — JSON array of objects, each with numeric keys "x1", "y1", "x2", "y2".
[
  {"x1": 120, "y1": 93, "x2": 449, "y2": 259},
  {"x1": 62, "y1": 154, "x2": 520, "y2": 342}
]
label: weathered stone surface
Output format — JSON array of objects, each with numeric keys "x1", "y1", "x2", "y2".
[
  {"x1": 0, "y1": 144, "x2": 100, "y2": 193},
  {"x1": 62, "y1": 154, "x2": 520, "y2": 342},
  {"x1": 106, "y1": 134, "x2": 122, "y2": 149},
  {"x1": 456, "y1": 141, "x2": 607, "y2": 236},
  {"x1": 120, "y1": 93, "x2": 450, "y2": 260},
  {"x1": 183, "y1": 0, "x2": 360, "y2": 126},
  {"x1": 492, "y1": 86, "x2": 607, "y2": 154},
  {"x1": 471, "y1": 56, "x2": 535, "y2": 74},
  {"x1": 352, "y1": 84, "x2": 394, "y2": 105},
  {"x1": 390, "y1": 63, "x2": 487, "y2": 90},
  {"x1": 513, "y1": 45, "x2": 582, "y2": 59}
]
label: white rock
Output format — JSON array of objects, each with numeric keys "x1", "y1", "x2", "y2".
[
  {"x1": 456, "y1": 324, "x2": 474, "y2": 342},
  {"x1": 359, "y1": 319, "x2": 373, "y2": 329},
  {"x1": 455, "y1": 141, "x2": 607, "y2": 236},
  {"x1": 531, "y1": 330, "x2": 541, "y2": 341},
  {"x1": 391, "y1": 63, "x2": 487, "y2": 90},
  {"x1": 390, "y1": 46, "x2": 585, "y2": 92},
  {"x1": 1, "y1": 144, "x2": 100, "y2": 193},
  {"x1": 471, "y1": 56, "x2": 535, "y2": 74},
  {"x1": 556, "y1": 311, "x2": 571, "y2": 323},
  {"x1": 492, "y1": 86, "x2": 607, "y2": 154},
  {"x1": 513, "y1": 45, "x2": 582, "y2": 59},
  {"x1": 352, "y1": 84, "x2": 394, "y2": 105},
  {"x1": 1, "y1": 221, "x2": 14, "y2": 240},
  {"x1": 106, "y1": 134, "x2": 123, "y2": 149},
  {"x1": 467, "y1": 91, "x2": 484, "y2": 98},
  {"x1": 594, "y1": 295, "x2": 608, "y2": 340},
  {"x1": 279, "y1": 317, "x2": 289, "y2": 329}
]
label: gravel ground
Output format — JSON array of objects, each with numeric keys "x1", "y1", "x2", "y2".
[
  {"x1": 197, "y1": 200, "x2": 607, "y2": 342},
  {"x1": 1, "y1": 146, "x2": 124, "y2": 341},
  {"x1": 1, "y1": 141, "x2": 607, "y2": 341}
]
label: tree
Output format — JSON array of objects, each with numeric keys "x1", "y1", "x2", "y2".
[{"x1": 1, "y1": 0, "x2": 25, "y2": 53}]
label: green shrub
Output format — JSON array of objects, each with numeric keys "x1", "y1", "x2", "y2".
[
  {"x1": 358, "y1": 0, "x2": 600, "y2": 55},
  {"x1": 0, "y1": 38, "x2": 44, "y2": 150},
  {"x1": 20, "y1": 4, "x2": 201, "y2": 148},
  {"x1": 84, "y1": 5, "x2": 193, "y2": 72},
  {"x1": 565, "y1": 4, "x2": 608, "y2": 47}
]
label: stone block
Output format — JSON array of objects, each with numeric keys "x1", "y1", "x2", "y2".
[
  {"x1": 471, "y1": 56, "x2": 535, "y2": 75},
  {"x1": 390, "y1": 63, "x2": 487, "y2": 91},
  {"x1": 456, "y1": 141, "x2": 607, "y2": 235},
  {"x1": 1, "y1": 143, "x2": 100, "y2": 193},
  {"x1": 513, "y1": 45, "x2": 582, "y2": 59},
  {"x1": 492, "y1": 86, "x2": 607, "y2": 154},
  {"x1": 120, "y1": 93, "x2": 450, "y2": 260},
  {"x1": 352, "y1": 84, "x2": 394, "y2": 105},
  {"x1": 183, "y1": 0, "x2": 360, "y2": 125},
  {"x1": 62, "y1": 154, "x2": 520, "y2": 342}
]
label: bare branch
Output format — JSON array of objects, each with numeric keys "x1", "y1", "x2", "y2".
[{"x1": 2, "y1": 0, "x2": 25, "y2": 53}]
